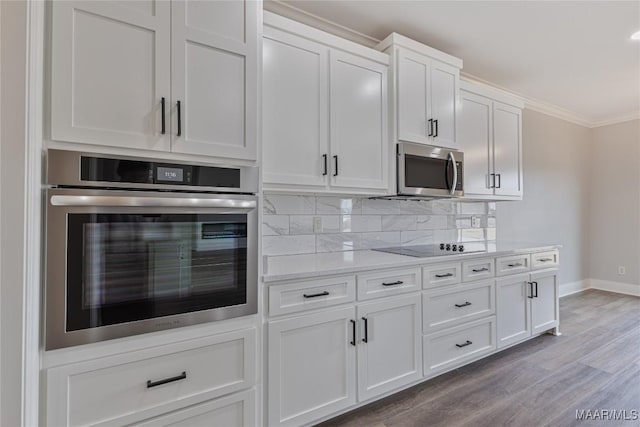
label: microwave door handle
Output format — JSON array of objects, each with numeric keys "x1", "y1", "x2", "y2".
[{"x1": 449, "y1": 152, "x2": 458, "y2": 195}]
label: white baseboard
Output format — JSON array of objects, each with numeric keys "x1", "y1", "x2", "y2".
[
  {"x1": 589, "y1": 279, "x2": 640, "y2": 297},
  {"x1": 559, "y1": 280, "x2": 590, "y2": 297}
]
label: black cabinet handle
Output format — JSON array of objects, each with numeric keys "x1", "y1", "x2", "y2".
[
  {"x1": 508, "y1": 263, "x2": 523, "y2": 268},
  {"x1": 362, "y1": 317, "x2": 368, "y2": 343},
  {"x1": 539, "y1": 258, "x2": 553, "y2": 262},
  {"x1": 147, "y1": 371, "x2": 186, "y2": 388},
  {"x1": 322, "y1": 154, "x2": 328, "y2": 176},
  {"x1": 434, "y1": 119, "x2": 439, "y2": 137},
  {"x1": 350, "y1": 319, "x2": 356, "y2": 346},
  {"x1": 176, "y1": 100, "x2": 182, "y2": 137},
  {"x1": 427, "y1": 118, "x2": 433, "y2": 136},
  {"x1": 303, "y1": 291, "x2": 329, "y2": 299},
  {"x1": 456, "y1": 340, "x2": 472, "y2": 348},
  {"x1": 527, "y1": 281, "x2": 535, "y2": 299},
  {"x1": 382, "y1": 280, "x2": 403, "y2": 287},
  {"x1": 496, "y1": 173, "x2": 501, "y2": 188},
  {"x1": 534, "y1": 281, "x2": 539, "y2": 298},
  {"x1": 435, "y1": 273, "x2": 454, "y2": 278},
  {"x1": 490, "y1": 173, "x2": 495, "y2": 189},
  {"x1": 455, "y1": 301, "x2": 472, "y2": 308},
  {"x1": 161, "y1": 97, "x2": 166, "y2": 134},
  {"x1": 472, "y1": 267, "x2": 489, "y2": 273},
  {"x1": 333, "y1": 155, "x2": 338, "y2": 176}
]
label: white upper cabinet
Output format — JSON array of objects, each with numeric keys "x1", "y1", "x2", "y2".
[
  {"x1": 170, "y1": 0, "x2": 258, "y2": 160},
  {"x1": 51, "y1": 1, "x2": 171, "y2": 152},
  {"x1": 50, "y1": 0, "x2": 259, "y2": 162},
  {"x1": 262, "y1": 12, "x2": 390, "y2": 195},
  {"x1": 378, "y1": 33, "x2": 462, "y2": 149},
  {"x1": 459, "y1": 81, "x2": 524, "y2": 200}
]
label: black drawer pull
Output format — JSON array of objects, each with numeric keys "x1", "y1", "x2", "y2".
[
  {"x1": 455, "y1": 301, "x2": 472, "y2": 308},
  {"x1": 160, "y1": 97, "x2": 166, "y2": 134},
  {"x1": 435, "y1": 273, "x2": 454, "y2": 278},
  {"x1": 527, "y1": 281, "x2": 535, "y2": 298},
  {"x1": 303, "y1": 291, "x2": 329, "y2": 299},
  {"x1": 350, "y1": 319, "x2": 356, "y2": 346},
  {"x1": 507, "y1": 263, "x2": 523, "y2": 267},
  {"x1": 382, "y1": 280, "x2": 403, "y2": 286},
  {"x1": 456, "y1": 340, "x2": 473, "y2": 348},
  {"x1": 147, "y1": 371, "x2": 186, "y2": 388},
  {"x1": 176, "y1": 100, "x2": 182, "y2": 137},
  {"x1": 472, "y1": 267, "x2": 489, "y2": 273},
  {"x1": 539, "y1": 258, "x2": 553, "y2": 262},
  {"x1": 322, "y1": 154, "x2": 328, "y2": 176},
  {"x1": 362, "y1": 317, "x2": 368, "y2": 343}
]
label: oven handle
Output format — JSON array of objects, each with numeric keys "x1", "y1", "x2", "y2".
[{"x1": 50, "y1": 195, "x2": 257, "y2": 209}]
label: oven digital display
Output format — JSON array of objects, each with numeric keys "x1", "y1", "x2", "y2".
[{"x1": 157, "y1": 167, "x2": 184, "y2": 182}]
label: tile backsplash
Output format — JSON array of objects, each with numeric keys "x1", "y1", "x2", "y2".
[{"x1": 263, "y1": 194, "x2": 497, "y2": 256}]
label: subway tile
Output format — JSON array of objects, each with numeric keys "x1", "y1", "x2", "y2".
[
  {"x1": 263, "y1": 235, "x2": 316, "y2": 256},
  {"x1": 397, "y1": 200, "x2": 432, "y2": 214},
  {"x1": 316, "y1": 233, "x2": 360, "y2": 253},
  {"x1": 359, "y1": 232, "x2": 401, "y2": 249},
  {"x1": 431, "y1": 200, "x2": 456, "y2": 214},
  {"x1": 400, "y1": 230, "x2": 434, "y2": 246},
  {"x1": 460, "y1": 228, "x2": 485, "y2": 242},
  {"x1": 487, "y1": 216, "x2": 497, "y2": 228},
  {"x1": 263, "y1": 194, "x2": 315, "y2": 214},
  {"x1": 289, "y1": 215, "x2": 314, "y2": 234},
  {"x1": 416, "y1": 215, "x2": 448, "y2": 230},
  {"x1": 434, "y1": 229, "x2": 459, "y2": 243},
  {"x1": 362, "y1": 198, "x2": 399, "y2": 214},
  {"x1": 341, "y1": 215, "x2": 382, "y2": 233},
  {"x1": 455, "y1": 217, "x2": 473, "y2": 229},
  {"x1": 459, "y1": 202, "x2": 487, "y2": 215},
  {"x1": 316, "y1": 196, "x2": 362, "y2": 215},
  {"x1": 487, "y1": 227, "x2": 497, "y2": 241},
  {"x1": 488, "y1": 202, "x2": 497, "y2": 214},
  {"x1": 263, "y1": 215, "x2": 289, "y2": 236},
  {"x1": 382, "y1": 215, "x2": 417, "y2": 231}
]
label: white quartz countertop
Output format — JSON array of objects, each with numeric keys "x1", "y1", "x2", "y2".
[{"x1": 263, "y1": 241, "x2": 561, "y2": 283}]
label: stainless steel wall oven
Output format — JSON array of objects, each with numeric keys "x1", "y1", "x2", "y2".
[{"x1": 45, "y1": 150, "x2": 259, "y2": 350}]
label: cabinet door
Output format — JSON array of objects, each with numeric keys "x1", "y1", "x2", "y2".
[
  {"x1": 134, "y1": 389, "x2": 255, "y2": 427},
  {"x1": 170, "y1": 0, "x2": 258, "y2": 161},
  {"x1": 531, "y1": 270, "x2": 559, "y2": 334},
  {"x1": 397, "y1": 49, "x2": 430, "y2": 144},
  {"x1": 262, "y1": 28, "x2": 329, "y2": 188},
  {"x1": 268, "y1": 307, "x2": 356, "y2": 427},
  {"x1": 50, "y1": 1, "x2": 171, "y2": 151},
  {"x1": 356, "y1": 294, "x2": 422, "y2": 401},
  {"x1": 429, "y1": 59, "x2": 459, "y2": 148},
  {"x1": 493, "y1": 102, "x2": 522, "y2": 197},
  {"x1": 458, "y1": 90, "x2": 493, "y2": 195},
  {"x1": 330, "y1": 51, "x2": 389, "y2": 191},
  {"x1": 496, "y1": 273, "x2": 531, "y2": 348}
]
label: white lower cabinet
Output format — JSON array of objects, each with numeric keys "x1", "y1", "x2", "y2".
[
  {"x1": 357, "y1": 294, "x2": 422, "y2": 401},
  {"x1": 46, "y1": 328, "x2": 256, "y2": 427},
  {"x1": 267, "y1": 306, "x2": 356, "y2": 427},
  {"x1": 134, "y1": 389, "x2": 256, "y2": 427},
  {"x1": 496, "y1": 270, "x2": 559, "y2": 348}
]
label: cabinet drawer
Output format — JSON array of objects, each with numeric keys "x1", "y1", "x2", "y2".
[
  {"x1": 531, "y1": 250, "x2": 559, "y2": 270},
  {"x1": 47, "y1": 328, "x2": 256, "y2": 427},
  {"x1": 462, "y1": 258, "x2": 495, "y2": 282},
  {"x1": 423, "y1": 280, "x2": 495, "y2": 333},
  {"x1": 496, "y1": 254, "x2": 530, "y2": 276},
  {"x1": 357, "y1": 268, "x2": 421, "y2": 300},
  {"x1": 423, "y1": 263, "x2": 462, "y2": 289},
  {"x1": 423, "y1": 317, "x2": 496, "y2": 376},
  {"x1": 268, "y1": 275, "x2": 356, "y2": 317}
]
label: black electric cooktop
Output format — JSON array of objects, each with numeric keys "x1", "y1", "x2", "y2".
[{"x1": 373, "y1": 243, "x2": 486, "y2": 258}]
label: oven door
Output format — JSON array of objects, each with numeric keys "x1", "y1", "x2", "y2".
[
  {"x1": 397, "y1": 143, "x2": 464, "y2": 198},
  {"x1": 45, "y1": 188, "x2": 258, "y2": 350}
]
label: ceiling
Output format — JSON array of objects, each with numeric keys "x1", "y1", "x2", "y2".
[{"x1": 275, "y1": 0, "x2": 640, "y2": 126}]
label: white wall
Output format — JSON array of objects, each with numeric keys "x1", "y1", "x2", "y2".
[
  {"x1": 588, "y1": 119, "x2": 640, "y2": 287},
  {"x1": 497, "y1": 109, "x2": 592, "y2": 286},
  {"x1": 0, "y1": 1, "x2": 28, "y2": 425}
]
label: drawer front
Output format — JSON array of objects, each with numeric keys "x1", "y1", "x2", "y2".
[
  {"x1": 531, "y1": 250, "x2": 559, "y2": 270},
  {"x1": 496, "y1": 254, "x2": 530, "y2": 276},
  {"x1": 357, "y1": 268, "x2": 421, "y2": 300},
  {"x1": 423, "y1": 280, "x2": 495, "y2": 333},
  {"x1": 269, "y1": 275, "x2": 356, "y2": 317},
  {"x1": 423, "y1": 263, "x2": 462, "y2": 289},
  {"x1": 462, "y1": 258, "x2": 495, "y2": 282},
  {"x1": 423, "y1": 317, "x2": 496, "y2": 376},
  {"x1": 48, "y1": 328, "x2": 256, "y2": 427}
]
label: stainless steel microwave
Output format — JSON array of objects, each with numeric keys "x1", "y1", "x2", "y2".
[{"x1": 397, "y1": 142, "x2": 464, "y2": 198}]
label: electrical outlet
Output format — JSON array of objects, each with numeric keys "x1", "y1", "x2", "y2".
[
  {"x1": 313, "y1": 216, "x2": 323, "y2": 233},
  {"x1": 471, "y1": 216, "x2": 481, "y2": 228},
  {"x1": 618, "y1": 266, "x2": 626, "y2": 275}
]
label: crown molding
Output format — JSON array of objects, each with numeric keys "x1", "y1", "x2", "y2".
[
  {"x1": 264, "y1": 1, "x2": 639, "y2": 129},
  {"x1": 263, "y1": 0, "x2": 380, "y2": 48}
]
